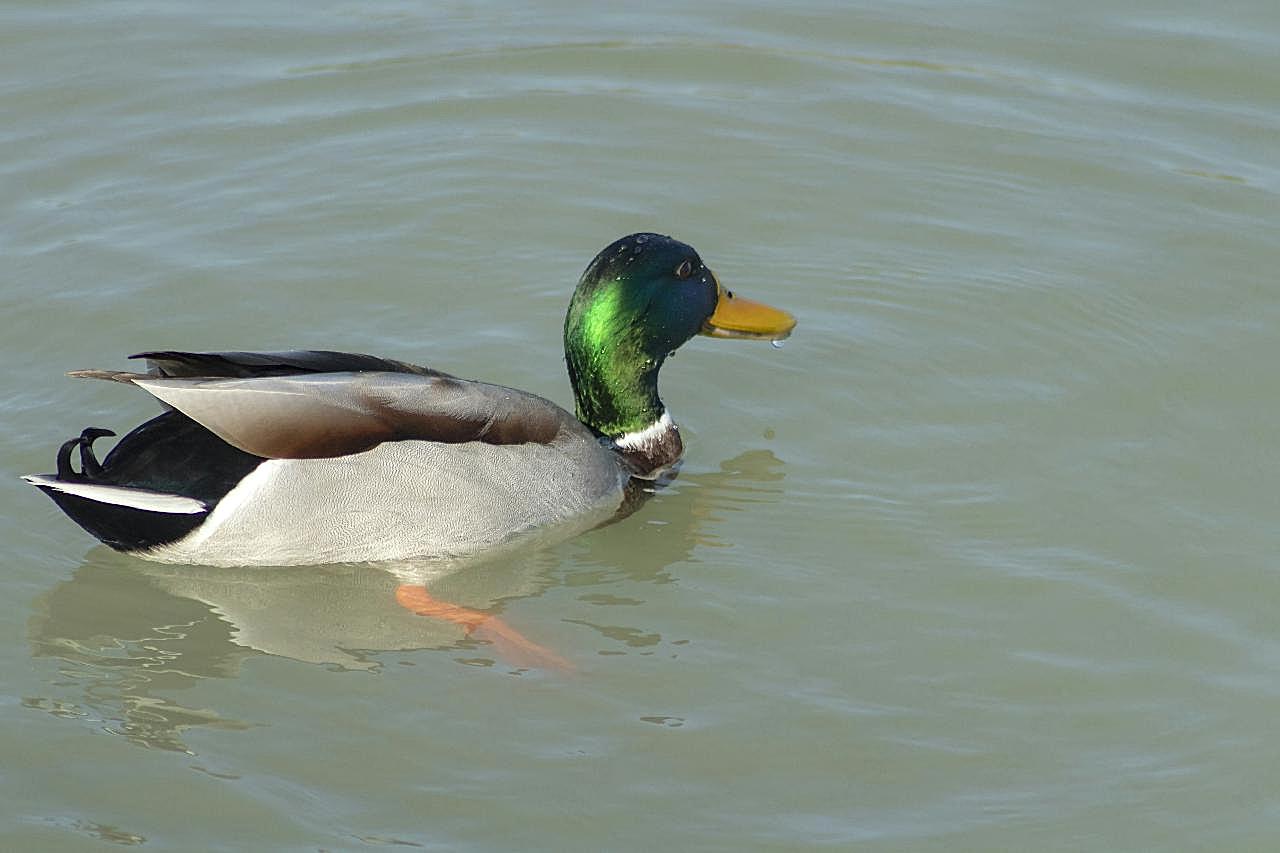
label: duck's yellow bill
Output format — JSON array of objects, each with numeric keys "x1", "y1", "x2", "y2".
[{"x1": 700, "y1": 274, "x2": 797, "y2": 341}]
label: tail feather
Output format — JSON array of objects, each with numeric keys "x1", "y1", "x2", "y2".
[
  {"x1": 22, "y1": 475, "x2": 206, "y2": 514},
  {"x1": 23, "y1": 413, "x2": 261, "y2": 553},
  {"x1": 23, "y1": 474, "x2": 209, "y2": 552}
]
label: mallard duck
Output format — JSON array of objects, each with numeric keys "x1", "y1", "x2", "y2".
[{"x1": 23, "y1": 233, "x2": 795, "y2": 566}]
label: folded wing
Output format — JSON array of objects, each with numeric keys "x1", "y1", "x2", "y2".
[{"x1": 130, "y1": 371, "x2": 582, "y2": 459}]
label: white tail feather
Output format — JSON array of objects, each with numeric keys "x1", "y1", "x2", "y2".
[{"x1": 22, "y1": 475, "x2": 207, "y2": 514}]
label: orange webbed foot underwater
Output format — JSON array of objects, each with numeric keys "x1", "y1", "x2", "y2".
[{"x1": 394, "y1": 585, "x2": 575, "y2": 674}]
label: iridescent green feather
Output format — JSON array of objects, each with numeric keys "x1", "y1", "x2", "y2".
[{"x1": 563, "y1": 233, "x2": 719, "y2": 439}]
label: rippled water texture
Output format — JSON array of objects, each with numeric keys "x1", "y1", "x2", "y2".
[{"x1": 3, "y1": 1, "x2": 1279, "y2": 849}]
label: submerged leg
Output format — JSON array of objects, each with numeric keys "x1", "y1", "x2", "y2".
[{"x1": 394, "y1": 585, "x2": 574, "y2": 673}]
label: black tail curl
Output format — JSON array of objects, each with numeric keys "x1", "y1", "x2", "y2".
[
  {"x1": 34, "y1": 411, "x2": 263, "y2": 552},
  {"x1": 55, "y1": 427, "x2": 117, "y2": 481}
]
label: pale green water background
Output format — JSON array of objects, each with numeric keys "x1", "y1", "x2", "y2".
[{"x1": 3, "y1": 1, "x2": 1279, "y2": 850}]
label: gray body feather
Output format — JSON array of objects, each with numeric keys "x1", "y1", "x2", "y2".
[
  {"x1": 132, "y1": 370, "x2": 628, "y2": 565},
  {"x1": 147, "y1": 437, "x2": 626, "y2": 566}
]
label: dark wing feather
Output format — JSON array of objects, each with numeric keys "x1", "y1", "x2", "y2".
[
  {"x1": 129, "y1": 349, "x2": 455, "y2": 379},
  {"x1": 133, "y1": 372, "x2": 585, "y2": 459}
]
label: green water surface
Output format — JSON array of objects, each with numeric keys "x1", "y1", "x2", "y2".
[{"x1": 3, "y1": 1, "x2": 1279, "y2": 850}]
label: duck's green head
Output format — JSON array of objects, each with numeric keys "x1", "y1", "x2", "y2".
[{"x1": 564, "y1": 233, "x2": 796, "y2": 438}]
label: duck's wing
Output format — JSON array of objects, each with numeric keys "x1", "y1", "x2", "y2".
[
  {"x1": 69, "y1": 349, "x2": 454, "y2": 383},
  {"x1": 129, "y1": 371, "x2": 587, "y2": 460}
]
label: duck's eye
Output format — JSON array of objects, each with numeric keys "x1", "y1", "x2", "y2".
[{"x1": 675, "y1": 259, "x2": 694, "y2": 279}]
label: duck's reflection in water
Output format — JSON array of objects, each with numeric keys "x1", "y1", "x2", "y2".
[
  {"x1": 26, "y1": 450, "x2": 786, "y2": 751},
  {"x1": 25, "y1": 546, "x2": 566, "y2": 752}
]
